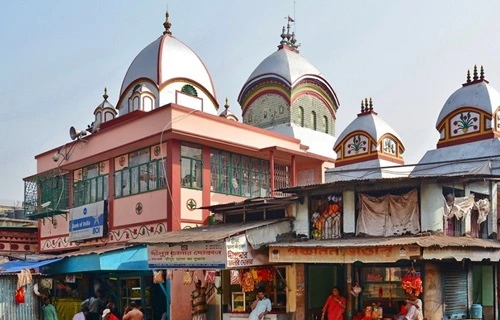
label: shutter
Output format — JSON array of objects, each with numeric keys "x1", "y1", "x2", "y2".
[{"x1": 443, "y1": 265, "x2": 468, "y2": 318}]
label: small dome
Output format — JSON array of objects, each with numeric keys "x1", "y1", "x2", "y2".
[
  {"x1": 333, "y1": 98, "x2": 405, "y2": 167},
  {"x1": 219, "y1": 98, "x2": 239, "y2": 122},
  {"x1": 434, "y1": 66, "x2": 500, "y2": 148},
  {"x1": 334, "y1": 99, "x2": 403, "y2": 149},
  {"x1": 437, "y1": 78, "x2": 500, "y2": 127},
  {"x1": 117, "y1": 12, "x2": 218, "y2": 115}
]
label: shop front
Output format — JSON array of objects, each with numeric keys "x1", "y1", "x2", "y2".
[
  {"x1": 139, "y1": 218, "x2": 295, "y2": 320},
  {"x1": 40, "y1": 244, "x2": 165, "y2": 320}
]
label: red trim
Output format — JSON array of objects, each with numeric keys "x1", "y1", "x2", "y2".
[
  {"x1": 108, "y1": 159, "x2": 115, "y2": 228},
  {"x1": 270, "y1": 150, "x2": 275, "y2": 196},
  {"x1": 437, "y1": 132, "x2": 495, "y2": 148},
  {"x1": 160, "y1": 77, "x2": 218, "y2": 109},
  {"x1": 202, "y1": 146, "x2": 211, "y2": 224},
  {"x1": 167, "y1": 139, "x2": 181, "y2": 231},
  {"x1": 242, "y1": 89, "x2": 290, "y2": 117},
  {"x1": 180, "y1": 219, "x2": 206, "y2": 224}
]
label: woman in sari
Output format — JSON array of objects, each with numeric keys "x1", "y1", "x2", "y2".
[{"x1": 321, "y1": 286, "x2": 346, "y2": 320}]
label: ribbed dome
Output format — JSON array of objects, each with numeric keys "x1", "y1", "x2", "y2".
[
  {"x1": 243, "y1": 48, "x2": 321, "y2": 88},
  {"x1": 436, "y1": 80, "x2": 500, "y2": 127},
  {"x1": 119, "y1": 35, "x2": 216, "y2": 99},
  {"x1": 334, "y1": 107, "x2": 402, "y2": 149}
]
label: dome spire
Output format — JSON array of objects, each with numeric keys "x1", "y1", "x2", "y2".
[
  {"x1": 463, "y1": 65, "x2": 489, "y2": 86},
  {"x1": 163, "y1": 11, "x2": 172, "y2": 35},
  {"x1": 277, "y1": 15, "x2": 299, "y2": 53},
  {"x1": 103, "y1": 87, "x2": 109, "y2": 100},
  {"x1": 224, "y1": 97, "x2": 230, "y2": 110},
  {"x1": 358, "y1": 97, "x2": 378, "y2": 116}
]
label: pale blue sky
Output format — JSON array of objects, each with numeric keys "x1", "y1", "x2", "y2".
[{"x1": 2, "y1": 0, "x2": 500, "y2": 202}]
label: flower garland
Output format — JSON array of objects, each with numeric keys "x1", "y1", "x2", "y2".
[{"x1": 401, "y1": 267, "x2": 423, "y2": 296}]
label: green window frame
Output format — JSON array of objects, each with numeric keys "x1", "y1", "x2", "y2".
[
  {"x1": 73, "y1": 164, "x2": 108, "y2": 207},
  {"x1": 210, "y1": 149, "x2": 270, "y2": 197},
  {"x1": 114, "y1": 158, "x2": 167, "y2": 198},
  {"x1": 181, "y1": 143, "x2": 202, "y2": 189}
]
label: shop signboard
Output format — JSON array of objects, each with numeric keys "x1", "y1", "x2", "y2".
[
  {"x1": 148, "y1": 242, "x2": 226, "y2": 269},
  {"x1": 225, "y1": 235, "x2": 267, "y2": 268},
  {"x1": 269, "y1": 245, "x2": 421, "y2": 264},
  {"x1": 69, "y1": 200, "x2": 107, "y2": 242}
]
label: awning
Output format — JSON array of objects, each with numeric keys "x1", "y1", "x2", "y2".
[
  {"x1": 269, "y1": 235, "x2": 500, "y2": 263},
  {"x1": 41, "y1": 245, "x2": 148, "y2": 274},
  {"x1": 130, "y1": 218, "x2": 292, "y2": 246},
  {"x1": 0, "y1": 258, "x2": 62, "y2": 273}
]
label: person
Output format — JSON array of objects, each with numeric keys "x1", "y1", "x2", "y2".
[
  {"x1": 123, "y1": 301, "x2": 144, "y2": 320},
  {"x1": 249, "y1": 289, "x2": 272, "y2": 320},
  {"x1": 395, "y1": 293, "x2": 423, "y2": 320},
  {"x1": 73, "y1": 306, "x2": 89, "y2": 320},
  {"x1": 102, "y1": 308, "x2": 120, "y2": 320},
  {"x1": 321, "y1": 286, "x2": 346, "y2": 320},
  {"x1": 191, "y1": 280, "x2": 207, "y2": 320},
  {"x1": 42, "y1": 297, "x2": 59, "y2": 320},
  {"x1": 82, "y1": 288, "x2": 106, "y2": 320}
]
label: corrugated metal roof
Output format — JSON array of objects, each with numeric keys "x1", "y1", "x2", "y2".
[
  {"x1": 279, "y1": 173, "x2": 500, "y2": 194},
  {"x1": 199, "y1": 196, "x2": 298, "y2": 212},
  {"x1": 57, "y1": 243, "x2": 140, "y2": 257},
  {"x1": 270, "y1": 234, "x2": 500, "y2": 249},
  {"x1": 130, "y1": 219, "x2": 291, "y2": 244}
]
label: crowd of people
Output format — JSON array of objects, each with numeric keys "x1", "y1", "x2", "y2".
[{"x1": 41, "y1": 287, "x2": 145, "y2": 320}]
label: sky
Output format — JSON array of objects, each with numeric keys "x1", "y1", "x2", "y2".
[{"x1": 2, "y1": 0, "x2": 500, "y2": 203}]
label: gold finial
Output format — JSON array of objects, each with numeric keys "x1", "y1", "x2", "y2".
[
  {"x1": 163, "y1": 11, "x2": 172, "y2": 35},
  {"x1": 103, "y1": 87, "x2": 109, "y2": 100},
  {"x1": 466, "y1": 69, "x2": 471, "y2": 83},
  {"x1": 224, "y1": 97, "x2": 230, "y2": 110},
  {"x1": 369, "y1": 97, "x2": 373, "y2": 111},
  {"x1": 480, "y1": 65, "x2": 485, "y2": 80},
  {"x1": 361, "y1": 100, "x2": 364, "y2": 112}
]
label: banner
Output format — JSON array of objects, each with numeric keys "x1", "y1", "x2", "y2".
[
  {"x1": 69, "y1": 201, "x2": 106, "y2": 242},
  {"x1": 225, "y1": 235, "x2": 266, "y2": 268},
  {"x1": 148, "y1": 242, "x2": 225, "y2": 269}
]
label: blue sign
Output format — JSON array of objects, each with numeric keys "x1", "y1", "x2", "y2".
[{"x1": 69, "y1": 201, "x2": 106, "y2": 242}]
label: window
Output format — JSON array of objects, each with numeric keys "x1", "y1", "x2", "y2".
[
  {"x1": 114, "y1": 148, "x2": 166, "y2": 198},
  {"x1": 181, "y1": 84, "x2": 198, "y2": 97},
  {"x1": 443, "y1": 187, "x2": 465, "y2": 236},
  {"x1": 74, "y1": 164, "x2": 108, "y2": 207},
  {"x1": 181, "y1": 143, "x2": 202, "y2": 189},
  {"x1": 211, "y1": 150, "x2": 270, "y2": 197},
  {"x1": 298, "y1": 107, "x2": 304, "y2": 127},
  {"x1": 323, "y1": 116, "x2": 328, "y2": 133},
  {"x1": 311, "y1": 111, "x2": 317, "y2": 130}
]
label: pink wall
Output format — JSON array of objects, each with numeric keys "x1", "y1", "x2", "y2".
[{"x1": 113, "y1": 189, "x2": 167, "y2": 227}]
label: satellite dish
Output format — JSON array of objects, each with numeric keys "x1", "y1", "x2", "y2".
[{"x1": 69, "y1": 126, "x2": 87, "y2": 140}]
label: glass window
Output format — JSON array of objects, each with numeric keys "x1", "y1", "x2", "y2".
[
  {"x1": 114, "y1": 147, "x2": 167, "y2": 198},
  {"x1": 211, "y1": 149, "x2": 270, "y2": 197},
  {"x1": 73, "y1": 164, "x2": 108, "y2": 207},
  {"x1": 323, "y1": 116, "x2": 328, "y2": 133},
  {"x1": 298, "y1": 107, "x2": 304, "y2": 127},
  {"x1": 311, "y1": 111, "x2": 317, "y2": 130},
  {"x1": 181, "y1": 143, "x2": 202, "y2": 189}
]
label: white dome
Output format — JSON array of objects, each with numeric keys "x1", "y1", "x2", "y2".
[
  {"x1": 436, "y1": 81, "x2": 500, "y2": 127},
  {"x1": 334, "y1": 111, "x2": 402, "y2": 149},
  {"x1": 244, "y1": 48, "x2": 321, "y2": 87},
  {"x1": 118, "y1": 34, "x2": 217, "y2": 109}
]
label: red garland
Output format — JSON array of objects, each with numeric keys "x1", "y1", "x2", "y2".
[{"x1": 401, "y1": 268, "x2": 423, "y2": 297}]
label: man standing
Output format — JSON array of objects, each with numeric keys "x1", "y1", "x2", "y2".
[
  {"x1": 82, "y1": 288, "x2": 106, "y2": 320},
  {"x1": 249, "y1": 289, "x2": 272, "y2": 320},
  {"x1": 191, "y1": 280, "x2": 207, "y2": 320},
  {"x1": 72, "y1": 306, "x2": 89, "y2": 320},
  {"x1": 123, "y1": 301, "x2": 144, "y2": 320},
  {"x1": 42, "y1": 297, "x2": 59, "y2": 320}
]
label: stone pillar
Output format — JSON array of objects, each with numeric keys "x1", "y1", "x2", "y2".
[{"x1": 423, "y1": 262, "x2": 443, "y2": 320}]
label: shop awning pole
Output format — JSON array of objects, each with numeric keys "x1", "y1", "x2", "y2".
[{"x1": 159, "y1": 279, "x2": 171, "y2": 320}]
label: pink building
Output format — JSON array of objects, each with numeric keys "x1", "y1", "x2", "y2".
[{"x1": 23, "y1": 12, "x2": 339, "y2": 320}]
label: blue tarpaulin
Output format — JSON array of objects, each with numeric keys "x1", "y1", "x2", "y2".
[{"x1": 0, "y1": 258, "x2": 62, "y2": 273}]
